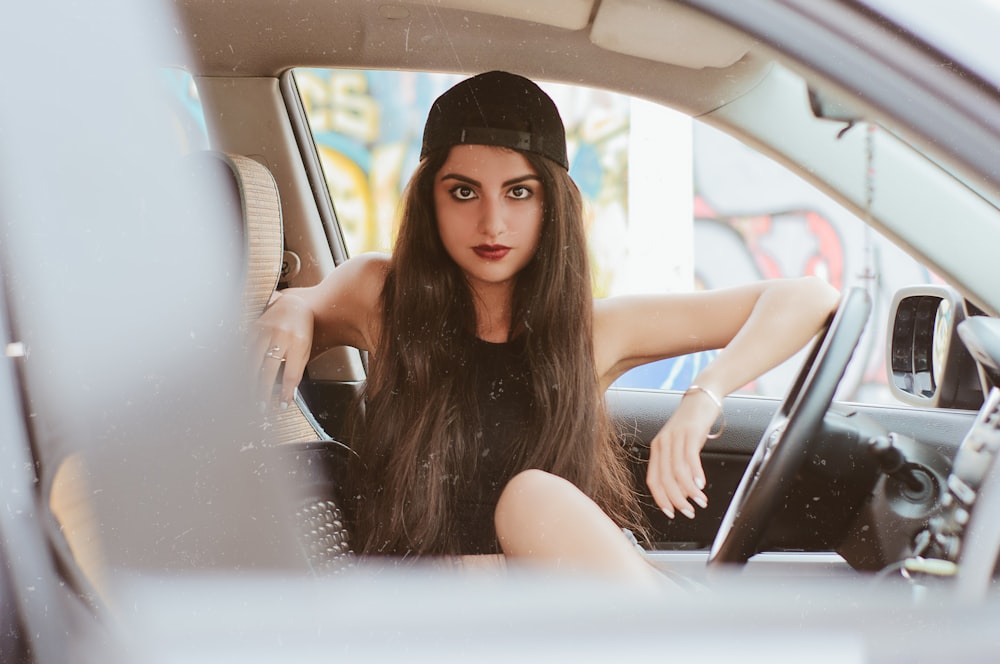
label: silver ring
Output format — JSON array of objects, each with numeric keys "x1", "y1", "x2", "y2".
[
  {"x1": 265, "y1": 351, "x2": 286, "y2": 362},
  {"x1": 269, "y1": 345, "x2": 282, "y2": 354}
]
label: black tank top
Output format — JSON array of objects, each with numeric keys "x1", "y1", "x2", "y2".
[{"x1": 453, "y1": 337, "x2": 532, "y2": 554}]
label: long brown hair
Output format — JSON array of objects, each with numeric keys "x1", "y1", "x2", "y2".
[{"x1": 349, "y1": 148, "x2": 643, "y2": 556}]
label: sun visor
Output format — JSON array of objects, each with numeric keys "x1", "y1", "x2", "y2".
[
  {"x1": 412, "y1": 0, "x2": 595, "y2": 30},
  {"x1": 590, "y1": 0, "x2": 755, "y2": 69}
]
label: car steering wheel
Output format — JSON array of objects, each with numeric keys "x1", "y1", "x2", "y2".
[{"x1": 707, "y1": 287, "x2": 871, "y2": 565}]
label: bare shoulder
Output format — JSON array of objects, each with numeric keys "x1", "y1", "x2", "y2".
[
  {"x1": 339, "y1": 251, "x2": 391, "y2": 278},
  {"x1": 342, "y1": 252, "x2": 390, "y2": 292},
  {"x1": 306, "y1": 252, "x2": 391, "y2": 351},
  {"x1": 312, "y1": 252, "x2": 389, "y2": 301}
]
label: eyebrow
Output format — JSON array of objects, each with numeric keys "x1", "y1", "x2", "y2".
[{"x1": 439, "y1": 173, "x2": 541, "y2": 188}]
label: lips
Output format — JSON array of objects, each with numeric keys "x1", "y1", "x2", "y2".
[{"x1": 473, "y1": 244, "x2": 511, "y2": 260}]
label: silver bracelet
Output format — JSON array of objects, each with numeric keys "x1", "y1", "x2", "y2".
[{"x1": 685, "y1": 384, "x2": 726, "y2": 440}]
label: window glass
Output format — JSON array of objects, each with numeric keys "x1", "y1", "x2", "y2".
[{"x1": 293, "y1": 68, "x2": 935, "y2": 403}]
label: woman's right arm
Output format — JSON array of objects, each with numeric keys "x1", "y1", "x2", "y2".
[{"x1": 254, "y1": 252, "x2": 389, "y2": 405}]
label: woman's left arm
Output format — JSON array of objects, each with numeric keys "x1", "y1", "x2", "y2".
[{"x1": 594, "y1": 276, "x2": 841, "y2": 519}]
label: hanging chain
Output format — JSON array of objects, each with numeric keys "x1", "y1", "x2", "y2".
[{"x1": 858, "y1": 123, "x2": 878, "y2": 290}]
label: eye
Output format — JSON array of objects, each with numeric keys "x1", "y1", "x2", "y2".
[
  {"x1": 508, "y1": 185, "x2": 534, "y2": 200},
  {"x1": 449, "y1": 185, "x2": 477, "y2": 201}
]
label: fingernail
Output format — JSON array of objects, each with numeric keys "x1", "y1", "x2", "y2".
[
  {"x1": 662, "y1": 507, "x2": 675, "y2": 519},
  {"x1": 693, "y1": 495, "x2": 708, "y2": 509},
  {"x1": 279, "y1": 401, "x2": 289, "y2": 410},
  {"x1": 681, "y1": 507, "x2": 695, "y2": 519},
  {"x1": 695, "y1": 476, "x2": 705, "y2": 490}
]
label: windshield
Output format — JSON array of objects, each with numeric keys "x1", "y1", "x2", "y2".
[{"x1": 862, "y1": 0, "x2": 1000, "y2": 88}]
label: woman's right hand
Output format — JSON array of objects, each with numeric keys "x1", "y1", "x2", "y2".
[
  {"x1": 253, "y1": 290, "x2": 315, "y2": 408},
  {"x1": 251, "y1": 253, "x2": 388, "y2": 409}
]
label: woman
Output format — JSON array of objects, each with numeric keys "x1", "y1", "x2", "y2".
[{"x1": 256, "y1": 71, "x2": 840, "y2": 585}]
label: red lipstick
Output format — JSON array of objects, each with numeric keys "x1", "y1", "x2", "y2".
[{"x1": 473, "y1": 244, "x2": 511, "y2": 260}]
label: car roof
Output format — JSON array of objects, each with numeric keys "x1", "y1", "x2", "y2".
[{"x1": 171, "y1": 0, "x2": 769, "y2": 117}]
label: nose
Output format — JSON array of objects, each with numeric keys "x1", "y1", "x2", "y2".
[{"x1": 477, "y1": 195, "x2": 505, "y2": 238}]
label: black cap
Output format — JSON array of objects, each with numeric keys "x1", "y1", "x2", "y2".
[{"x1": 420, "y1": 71, "x2": 569, "y2": 170}]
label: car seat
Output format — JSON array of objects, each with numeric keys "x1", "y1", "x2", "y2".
[
  {"x1": 46, "y1": 152, "x2": 355, "y2": 595},
  {"x1": 220, "y1": 151, "x2": 355, "y2": 574}
]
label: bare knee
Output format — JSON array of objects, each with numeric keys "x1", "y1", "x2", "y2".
[
  {"x1": 494, "y1": 469, "x2": 661, "y2": 586},
  {"x1": 494, "y1": 469, "x2": 572, "y2": 546},
  {"x1": 494, "y1": 469, "x2": 614, "y2": 557},
  {"x1": 496, "y1": 469, "x2": 568, "y2": 511}
]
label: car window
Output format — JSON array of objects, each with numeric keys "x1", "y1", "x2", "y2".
[{"x1": 292, "y1": 68, "x2": 936, "y2": 403}]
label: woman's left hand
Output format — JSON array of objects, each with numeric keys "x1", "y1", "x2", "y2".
[{"x1": 645, "y1": 389, "x2": 721, "y2": 519}]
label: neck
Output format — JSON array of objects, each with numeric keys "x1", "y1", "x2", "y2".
[{"x1": 471, "y1": 281, "x2": 513, "y2": 343}]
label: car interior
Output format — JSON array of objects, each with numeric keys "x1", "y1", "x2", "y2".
[{"x1": 8, "y1": 2, "x2": 1000, "y2": 654}]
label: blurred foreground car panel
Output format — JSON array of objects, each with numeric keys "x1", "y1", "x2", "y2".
[{"x1": 2, "y1": 0, "x2": 1000, "y2": 662}]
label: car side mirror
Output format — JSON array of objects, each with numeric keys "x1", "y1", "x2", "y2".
[{"x1": 887, "y1": 285, "x2": 984, "y2": 410}]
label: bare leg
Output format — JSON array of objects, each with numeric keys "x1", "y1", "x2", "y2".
[{"x1": 494, "y1": 469, "x2": 663, "y2": 588}]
